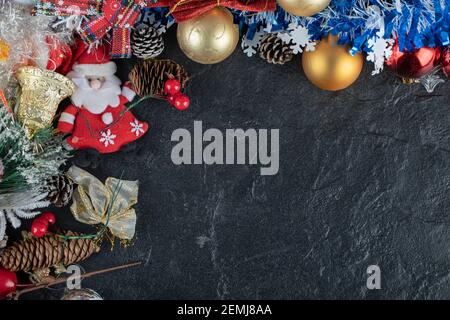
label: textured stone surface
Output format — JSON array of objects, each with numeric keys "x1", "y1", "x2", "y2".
[{"x1": 23, "y1": 29, "x2": 450, "y2": 299}]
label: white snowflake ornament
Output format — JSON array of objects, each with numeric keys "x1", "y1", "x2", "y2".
[
  {"x1": 367, "y1": 31, "x2": 394, "y2": 75},
  {"x1": 241, "y1": 30, "x2": 266, "y2": 57},
  {"x1": 279, "y1": 23, "x2": 315, "y2": 54}
]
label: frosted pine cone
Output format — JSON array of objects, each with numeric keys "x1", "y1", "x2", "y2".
[
  {"x1": 46, "y1": 175, "x2": 74, "y2": 208},
  {"x1": 131, "y1": 24, "x2": 164, "y2": 59}
]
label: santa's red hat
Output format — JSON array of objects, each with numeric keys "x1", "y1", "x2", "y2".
[{"x1": 72, "y1": 41, "x2": 117, "y2": 77}]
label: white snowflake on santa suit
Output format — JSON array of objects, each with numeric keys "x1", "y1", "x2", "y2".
[
  {"x1": 100, "y1": 129, "x2": 116, "y2": 147},
  {"x1": 57, "y1": 41, "x2": 148, "y2": 153},
  {"x1": 130, "y1": 120, "x2": 145, "y2": 136}
]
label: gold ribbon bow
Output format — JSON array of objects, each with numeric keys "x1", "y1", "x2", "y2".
[{"x1": 67, "y1": 166, "x2": 138, "y2": 240}]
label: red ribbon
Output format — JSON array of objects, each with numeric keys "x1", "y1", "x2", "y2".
[
  {"x1": 80, "y1": 0, "x2": 142, "y2": 43},
  {"x1": 167, "y1": 0, "x2": 276, "y2": 22},
  {"x1": 79, "y1": 0, "x2": 145, "y2": 57}
]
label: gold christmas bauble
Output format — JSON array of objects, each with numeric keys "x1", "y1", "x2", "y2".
[
  {"x1": 176, "y1": 6, "x2": 239, "y2": 64},
  {"x1": 302, "y1": 35, "x2": 363, "y2": 91},
  {"x1": 276, "y1": 0, "x2": 331, "y2": 17}
]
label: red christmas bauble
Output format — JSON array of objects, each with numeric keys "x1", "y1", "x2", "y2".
[
  {"x1": 40, "y1": 212, "x2": 56, "y2": 225},
  {"x1": 46, "y1": 36, "x2": 73, "y2": 75},
  {"x1": 442, "y1": 47, "x2": 450, "y2": 78},
  {"x1": 164, "y1": 79, "x2": 182, "y2": 96},
  {"x1": 0, "y1": 268, "x2": 17, "y2": 299},
  {"x1": 173, "y1": 94, "x2": 190, "y2": 111},
  {"x1": 31, "y1": 217, "x2": 48, "y2": 238},
  {"x1": 386, "y1": 42, "x2": 441, "y2": 79}
]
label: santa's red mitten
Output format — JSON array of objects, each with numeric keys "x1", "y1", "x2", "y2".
[
  {"x1": 58, "y1": 105, "x2": 79, "y2": 133},
  {"x1": 121, "y1": 81, "x2": 136, "y2": 102}
]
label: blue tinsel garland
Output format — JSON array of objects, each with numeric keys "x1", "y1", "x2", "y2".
[{"x1": 143, "y1": 0, "x2": 450, "y2": 55}]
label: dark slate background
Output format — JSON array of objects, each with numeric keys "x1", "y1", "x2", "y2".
[{"x1": 21, "y1": 28, "x2": 450, "y2": 300}]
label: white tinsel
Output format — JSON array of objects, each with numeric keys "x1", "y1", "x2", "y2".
[
  {"x1": 13, "y1": 0, "x2": 36, "y2": 7},
  {"x1": 0, "y1": 0, "x2": 72, "y2": 99}
]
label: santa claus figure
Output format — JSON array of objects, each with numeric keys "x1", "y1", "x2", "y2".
[{"x1": 58, "y1": 43, "x2": 148, "y2": 153}]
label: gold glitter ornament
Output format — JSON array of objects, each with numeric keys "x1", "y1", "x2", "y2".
[
  {"x1": 15, "y1": 66, "x2": 75, "y2": 134},
  {"x1": 176, "y1": 6, "x2": 239, "y2": 64}
]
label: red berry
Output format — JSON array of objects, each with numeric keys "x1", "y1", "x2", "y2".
[
  {"x1": 31, "y1": 218, "x2": 48, "y2": 237},
  {"x1": 40, "y1": 212, "x2": 56, "y2": 225},
  {"x1": 164, "y1": 79, "x2": 181, "y2": 96},
  {"x1": 173, "y1": 94, "x2": 190, "y2": 111},
  {"x1": 0, "y1": 268, "x2": 17, "y2": 299},
  {"x1": 167, "y1": 95, "x2": 176, "y2": 106}
]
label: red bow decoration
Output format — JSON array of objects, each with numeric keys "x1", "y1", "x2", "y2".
[
  {"x1": 79, "y1": 0, "x2": 149, "y2": 58},
  {"x1": 167, "y1": 0, "x2": 276, "y2": 22}
]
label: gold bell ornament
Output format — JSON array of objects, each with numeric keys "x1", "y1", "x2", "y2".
[
  {"x1": 15, "y1": 66, "x2": 75, "y2": 134},
  {"x1": 301, "y1": 34, "x2": 363, "y2": 91},
  {"x1": 177, "y1": 6, "x2": 239, "y2": 64},
  {"x1": 276, "y1": 0, "x2": 331, "y2": 17}
]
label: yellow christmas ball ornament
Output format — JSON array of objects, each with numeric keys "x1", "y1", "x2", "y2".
[
  {"x1": 276, "y1": 0, "x2": 331, "y2": 17},
  {"x1": 177, "y1": 6, "x2": 239, "y2": 64},
  {"x1": 302, "y1": 35, "x2": 363, "y2": 91}
]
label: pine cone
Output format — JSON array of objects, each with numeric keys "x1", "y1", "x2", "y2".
[
  {"x1": 131, "y1": 23, "x2": 164, "y2": 59},
  {"x1": 129, "y1": 59, "x2": 189, "y2": 97},
  {"x1": 0, "y1": 231, "x2": 100, "y2": 272},
  {"x1": 258, "y1": 33, "x2": 294, "y2": 65},
  {"x1": 46, "y1": 175, "x2": 74, "y2": 208}
]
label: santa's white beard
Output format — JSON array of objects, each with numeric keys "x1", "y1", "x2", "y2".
[{"x1": 68, "y1": 71, "x2": 122, "y2": 114}]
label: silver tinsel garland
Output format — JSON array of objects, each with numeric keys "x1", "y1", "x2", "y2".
[{"x1": 0, "y1": 0, "x2": 71, "y2": 99}]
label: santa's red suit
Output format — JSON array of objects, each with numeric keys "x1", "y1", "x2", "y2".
[{"x1": 57, "y1": 43, "x2": 148, "y2": 153}]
